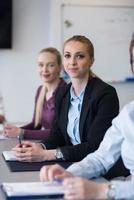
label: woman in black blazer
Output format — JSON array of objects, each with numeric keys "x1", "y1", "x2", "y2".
[
  {"x1": 44, "y1": 77, "x2": 119, "y2": 162},
  {"x1": 13, "y1": 35, "x2": 119, "y2": 167}
]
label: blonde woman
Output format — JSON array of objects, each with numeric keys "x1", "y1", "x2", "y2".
[{"x1": 4, "y1": 47, "x2": 66, "y2": 139}]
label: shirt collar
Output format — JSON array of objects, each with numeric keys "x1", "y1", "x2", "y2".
[{"x1": 70, "y1": 85, "x2": 86, "y2": 101}]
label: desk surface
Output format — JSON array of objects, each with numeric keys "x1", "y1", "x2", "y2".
[{"x1": 0, "y1": 137, "x2": 62, "y2": 200}]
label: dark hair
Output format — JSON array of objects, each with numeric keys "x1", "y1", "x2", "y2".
[
  {"x1": 63, "y1": 35, "x2": 94, "y2": 59},
  {"x1": 39, "y1": 47, "x2": 62, "y2": 66},
  {"x1": 129, "y1": 33, "x2": 134, "y2": 72}
]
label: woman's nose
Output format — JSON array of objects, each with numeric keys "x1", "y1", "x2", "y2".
[
  {"x1": 42, "y1": 66, "x2": 48, "y2": 72},
  {"x1": 70, "y1": 57, "x2": 77, "y2": 65}
]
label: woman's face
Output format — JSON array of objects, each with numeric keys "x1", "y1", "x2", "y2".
[
  {"x1": 37, "y1": 52, "x2": 60, "y2": 83},
  {"x1": 63, "y1": 41, "x2": 94, "y2": 80}
]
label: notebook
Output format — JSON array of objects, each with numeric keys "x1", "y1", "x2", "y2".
[
  {"x1": 1, "y1": 181, "x2": 64, "y2": 199},
  {"x1": 0, "y1": 134, "x2": 8, "y2": 140},
  {"x1": 2, "y1": 151, "x2": 73, "y2": 172},
  {"x1": 2, "y1": 151, "x2": 17, "y2": 161}
]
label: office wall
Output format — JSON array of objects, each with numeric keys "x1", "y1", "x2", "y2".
[
  {"x1": 50, "y1": 0, "x2": 134, "y2": 110},
  {"x1": 0, "y1": 0, "x2": 50, "y2": 122},
  {"x1": 62, "y1": 5, "x2": 134, "y2": 82}
]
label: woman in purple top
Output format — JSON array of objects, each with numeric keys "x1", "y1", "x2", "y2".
[{"x1": 4, "y1": 47, "x2": 65, "y2": 140}]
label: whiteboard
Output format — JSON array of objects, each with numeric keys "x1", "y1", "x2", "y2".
[{"x1": 62, "y1": 5, "x2": 134, "y2": 82}]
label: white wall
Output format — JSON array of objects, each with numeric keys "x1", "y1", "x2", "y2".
[
  {"x1": 50, "y1": 0, "x2": 134, "y2": 110},
  {"x1": 111, "y1": 82, "x2": 134, "y2": 110},
  {"x1": 0, "y1": 0, "x2": 50, "y2": 122}
]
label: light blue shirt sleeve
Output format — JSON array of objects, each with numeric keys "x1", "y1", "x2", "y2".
[
  {"x1": 67, "y1": 101, "x2": 134, "y2": 199},
  {"x1": 111, "y1": 178, "x2": 134, "y2": 199},
  {"x1": 67, "y1": 116, "x2": 123, "y2": 178}
]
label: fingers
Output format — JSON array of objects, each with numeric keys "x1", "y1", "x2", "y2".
[
  {"x1": 17, "y1": 141, "x2": 33, "y2": 148},
  {"x1": 4, "y1": 123, "x2": 13, "y2": 129},
  {"x1": 12, "y1": 142, "x2": 33, "y2": 162},
  {"x1": 48, "y1": 164, "x2": 63, "y2": 182},
  {"x1": 12, "y1": 142, "x2": 42, "y2": 162},
  {"x1": 63, "y1": 178, "x2": 77, "y2": 200},
  {"x1": 13, "y1": 146, "x2": 29, "y2": 153},
  {"x1": 4, "y1": 124, "x2": 19, "y2": 137},
  {"x1": 64, "y1": 177, "x2": 88, "y2": 200},
  {"x1": 40, "y1": 166, "x2": 51, "y2": 182},
  {"x1": 40, "y1": 164, "x2": 65, "y2": 182},
  {"x1": 4, "y1": 124, "x2": 11, "y2": 136},
  {"x1": 12, "y1": 141, "x2": 31, "y2": 149},
  {"x1": 14, "y1": 147, "x2": 33, "y2": 162}
]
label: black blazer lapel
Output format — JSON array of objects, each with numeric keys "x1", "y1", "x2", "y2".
[
  {"x1": 60, "y1": 84, "x2": 71, "y2": 142},
  {"x1": 62, "y1": 92, "x2": 70, "y2": 130},
  {"x1": 79, "y1": 78, "x2": 95, "y2": 140}
]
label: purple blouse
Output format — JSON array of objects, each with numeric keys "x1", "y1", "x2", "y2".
[{"x1": 21, "y1": 79, "x2": 66, "y2": 140}]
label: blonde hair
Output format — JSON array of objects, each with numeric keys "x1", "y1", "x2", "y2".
[
  {"x1": 63, "y1": 35, "x2": 95, "y2": 78},
  {"x1": 34, "y1": 47, "x2": 62, "y2": 127}
]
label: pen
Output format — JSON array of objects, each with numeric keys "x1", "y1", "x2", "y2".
[{"x1": 17, "y1": 135, "x2": 22, "y2": 147}]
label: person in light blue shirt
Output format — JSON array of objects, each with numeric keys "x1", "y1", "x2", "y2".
[{"x1": 40, "y1": 34, "x2": 134, "y2": 199}]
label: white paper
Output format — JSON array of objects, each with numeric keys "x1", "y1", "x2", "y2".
[
  {"x1": 2, "y1": 151, "x2": 17, "y2": 161},
  {"x1": 0, "y1": 125, "x2": 8, "y2": 140},
  {"x1": 2, "y1": 181, "x2": 64, "y2": 197},
  {"x1": 0, "y1": 134, "x2": 8, "y2": 140}
]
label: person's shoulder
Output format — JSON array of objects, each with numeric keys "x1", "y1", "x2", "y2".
[
  {"x1": 114, "y1": 101, "x2": 134, "y2": 125},
  {"x1": 90, "y1": 77, "x2": 116, "y2": 92},
  {"x1": 36, "y1": 85, "x2": 42, "y2": 94},
  {"x1": 55, "y1": 79, "x2": 71, "y2": 101},
  {"x1": 58, "y1": 78, "x2": 68, "y2": 88},
  {"x1": 34, "y1": 85, "x2": 42, "y2": 100},
  {"x1": 121, "y1": 101, "x2": 134, "y2": 114},
  {"x1": 57, "y1": 79, "x2": 71, "y2": 94},
  {"x1": 115, "y1": 101, "x2": 134, "y2": 131}
]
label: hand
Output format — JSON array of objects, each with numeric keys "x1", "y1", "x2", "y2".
[
  {"x1": 12, "y1": 141, "x2": 46, "y2": 162},
  {"x1": 4, "y1": 123, "x2": 21, "y2": 137},
  {"x1": 63, "y1": 177, "x2": 108, "y2": 200},
  {"x1": 40, "y1": 164, "x2": 73, "y2": 182}
]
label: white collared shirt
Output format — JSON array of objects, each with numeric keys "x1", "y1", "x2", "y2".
[{"x1": 67, "y1": 101, "x2": 134, "y2": 199}]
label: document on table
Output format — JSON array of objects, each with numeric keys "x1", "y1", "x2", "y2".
[
  {"x1": 0, "y1": 127, "x2": 8, "y2": 140},
  {"x1": 0, "y1": 134, "x2": 8, "y2": 140},
  {"x1": 2, "y1": 151, "x2": 17, "y2": 161},
  {"x1": 1, "y1": 181, "x2": 64, "y2": 197}
]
